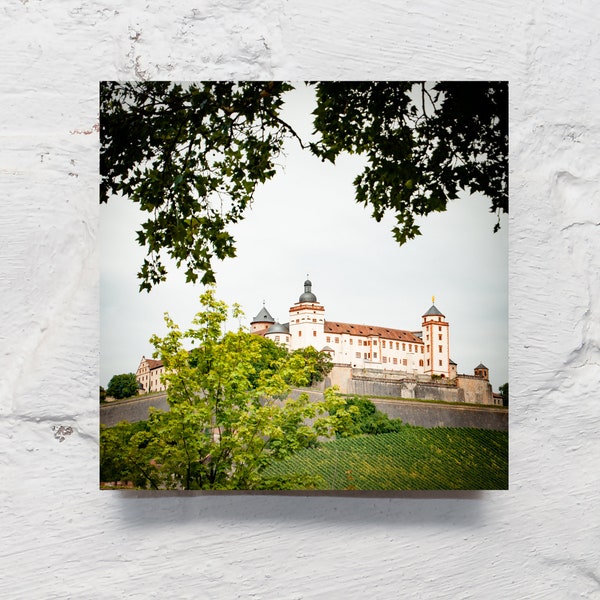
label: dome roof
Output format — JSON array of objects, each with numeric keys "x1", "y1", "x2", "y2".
[
  {"x1": 266, "y1": 322, "x2": 289, "y2": 334},
  {"x1": 299, "y1": 278, "x2": 317, "y2": 303},
  {"x1": 299, "y1": 291, "x2": 317, "y2": 303}
]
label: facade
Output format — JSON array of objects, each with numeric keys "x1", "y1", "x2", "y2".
[
  {"x1": 136, "y1": 355, "x2": 166, "y2": 393},
  {"x1": 252, "y1": 279, "x2": 454, "y2": 379}
]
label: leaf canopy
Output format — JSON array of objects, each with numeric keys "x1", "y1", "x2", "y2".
[{"x1": 101, "y1": 81, "x2": 507, "y2": 291}]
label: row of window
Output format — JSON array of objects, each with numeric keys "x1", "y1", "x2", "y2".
[
  {"x1": 425, "y1": 345, "x2": 445, "y2": 353},
  {"x1": 324, "y1": 335, "x2": 425, "y2": 353},
  {"x1": 425, "y1": 334, "x2": 445, "y2": 341}
]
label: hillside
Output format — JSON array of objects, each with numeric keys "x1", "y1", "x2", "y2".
[{"x1": 262, "y1": 427, "x2": 508, "y2": 490}]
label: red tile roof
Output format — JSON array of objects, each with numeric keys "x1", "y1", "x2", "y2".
[
  {"x1": 324, "y1": 321, "x2": 423, "y2": 344},
  {"x1": 146, "y1": 359, "x2": 164, "y2": 370}
]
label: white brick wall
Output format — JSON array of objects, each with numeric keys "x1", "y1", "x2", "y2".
[{"x1": 2, "y1": 2, "x2": 599, "y2": 598}]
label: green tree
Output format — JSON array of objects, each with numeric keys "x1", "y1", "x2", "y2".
[
  {"x1": 99, "y1": 386, "x2": 107, "y2": 402},
  {"x1": 106, "y1": 373, "x2": 139, "y2": 399},
  {"x1": 100, "y1": 289, "x2": 354, "y2": 490},
  {"x1": 499, "y1": 382, "x2": 509, "y2": 407},
  {"x1": 100, "y1": 81, "x2": 507, "y2": 291},
  {"x1": 330, "y1": 396, "x2": 405, "y2": 436}
]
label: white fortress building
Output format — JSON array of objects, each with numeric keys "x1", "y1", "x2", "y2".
[
  {"x1": 251, "y1": 279, "x2": 457, "y2": 380},
  {"x1": 133, "y1": 278, "x2": 501, "y2": 405}
]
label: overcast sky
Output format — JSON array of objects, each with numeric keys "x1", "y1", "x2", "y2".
[{"x1": 100, "y1": 83, "x2": 508, "y2": 392}]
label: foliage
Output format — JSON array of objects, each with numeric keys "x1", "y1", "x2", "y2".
[
  {"x1": 330, "y1": 396, "x2": 404, "y2": 436},
  {"x1": 263, "y1": 428, "x2": 509, "y2": 490},
  {"x1": 100, "y1": 420, "x2": 159, "y2": 488},
  {"x1": 106, "y1": 372, "x2": 139, "y2": 399},
  {"x1": 289, "y1": 345, "x2": 333, "y2": 386},
  {"x1": 100, "y1": 81, "x2": 508, "y2": 291},
  {"x1": 499, "y1": 382, "x2": 509, "y2": 406},
  {"x1": 99, "y1": 386, "x2": 107, "y2": 402},
  {"x1": 99, "y1": 289, "x2": 354, "y2": 490}
]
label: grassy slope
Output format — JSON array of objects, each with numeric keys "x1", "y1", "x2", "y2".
[{"x1": 263, "y1": 427, "x2": 508, "y2": 490}]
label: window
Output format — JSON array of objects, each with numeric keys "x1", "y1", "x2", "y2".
[
  {"x1": 349, "y1": 339, "x2": 353, "y2": 345},
  {"x1": 313, "y1": 330, "x2": 317, "y2": 337},
  {"x1": 356, "y1": 352, "x2": 361, "y2": 358},
  {"x1": 326, "y1": 336, "x2": 331, "y2": 343},
  {"x1": 419, "y1": 359, "x2": 424, "y2": 367},
  {"x1": 403, "y1": 359, "x2": 407, "y2": 366},
  {"x1": 426, "y1": 345, "x2": 430, "y2": 351},
  {"x1": 393, "y1": 358, "x2": 398, "y2": 365},
  {"x1": 427, "y1": 359, "x2": 430, "y2": 366},
  {"x1": 402, "y1": 343, "x2": 406, "y2": 351},
  {"x1": 421, "y1": 346, "x2": 424, "y2": 353},
  {"x1": 373, "y1": 352, "x2": 377, "y2": 359},
  {"x1": 335, "y1": 337, "x2": 339, "y2": 343},
  {"x1": 358, "y1": 340, "x2": 362, "y2": 346},
  {"x1": 439, "y1": 360, "x2": 443, "y2": 366},
  {"x1": 298, "y1": 331, "x2": 302, "y2": 337},
  {"x1": 409, "y1": 344, "x2": 412, "y2": 352},
  {"x1": 396, "y1": 342, "x2": 399, "y2": 350},
  {"x1": 364, "y1": 353, "x2": 368, "y2": 359},
  {"x1": 383, "y1": 357, "x2": 387, "y2": 363},
  {"x1": 438, "y1": 325, "x2": 442, "y2": 331},
  {"x1": 439, "y1": 345, "x2": 443, "y2": 353},
  {"x1": 275, "y1": 336, "x2": 280, "y2": 342},
  {"x1": 373, "y1": 340, "x2": 377, "y2": 346},
  {"x1": 438, "y1": 334, "x2": 442, "y2": 341},
  {"x1": 312, "y1": 318, "x2": 316, "y2": 323},
  {"x1": 382, "y1": 341, "x2": 386, "y2": 348}
]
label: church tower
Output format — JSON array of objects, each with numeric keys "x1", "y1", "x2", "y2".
[
  {"x1": 422, "y1": 298, "x2": 450, "y2": 378},
  {"x1": 288, "y1": 278, "x2": 326, "y2": 351}
]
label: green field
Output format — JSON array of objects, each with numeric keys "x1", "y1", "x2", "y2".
[{"x1": 263, "y1": 427, "x2": 508, "y2": 490}]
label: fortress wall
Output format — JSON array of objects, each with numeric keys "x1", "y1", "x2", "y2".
[
  {"x1": 456, "y1": 376, "x2": 494, "y2": 405},
  {"x1": 371, "y1": 399, "x2": 508, "y2": 431},
  {"x1": 325, "y1": 366, "x2": 494, "y2": 405}
]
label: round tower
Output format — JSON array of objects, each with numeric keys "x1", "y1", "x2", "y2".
[
  {"x1": 421, "y1": 297, "x2": 450, "y2": 378},
  {"x1": 264, "y1": 322, "x2": 291, "y2": 349},
  {"x1": 250, "y1": 303, "x2": 275, "y2": 333}
]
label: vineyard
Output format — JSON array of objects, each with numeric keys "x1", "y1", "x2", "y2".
[{"x1": 262, "y1": 427, "x2": 508, "y2": 490}]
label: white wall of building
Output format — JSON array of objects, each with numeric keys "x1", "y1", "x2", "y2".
[{"x1": 2, "y1": 3, "x2": 598, "y2": 599}]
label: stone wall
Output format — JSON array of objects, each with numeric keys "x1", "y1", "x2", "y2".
[
  {"x1": 325, "y1": 365, "x2": 494, "y2": 405},
  {"x1": 371, "y1": 398, "x2": 508, "y2": 431}
]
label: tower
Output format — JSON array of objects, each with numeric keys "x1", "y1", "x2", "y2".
[
  {"x1": 250, "y1": 303, "x2": 275, "y2": 333},
  {"x1": 288, "y1": 278, "x2": 326, "y2": 350},
  {"x1": 421, "y1": 297, "x2": 450, "y2": 378},
  {"x1": 474, "y1": 363, "x2": 489, "y2": 380}
]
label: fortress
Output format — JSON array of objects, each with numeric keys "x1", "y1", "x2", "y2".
[
  {"x1": 136, "y1": 279, "x2": 502, "y2": 407},
  {"x1": 251, "y1": 279, "x2": 501, "y2": 406},
  {"x1": 252, "y1": 278, "x2": 453, "y2": 378}
]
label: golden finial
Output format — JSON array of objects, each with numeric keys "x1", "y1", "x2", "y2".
[{"x1": 432, "y1": 295, "x2": 435, "y2": 304}]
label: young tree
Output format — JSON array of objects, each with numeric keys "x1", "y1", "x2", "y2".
[
  {"x1": 100, "y1": 81, "x2": 507, "y2": 291},
  {"x1": 106, "y1": 373, "x2": 139, "y2": 399},
  {"x1": 100, "y1": 289, "x2": 354, "y2": 490}
]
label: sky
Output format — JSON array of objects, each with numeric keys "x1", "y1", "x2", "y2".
[{"x1": 100, "y1": 83, "x2": 508, "y2": 392}]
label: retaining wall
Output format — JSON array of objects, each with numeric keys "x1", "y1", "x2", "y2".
[{"x1": 370, "y1": 398, "x2": 508, "y2": 431}]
